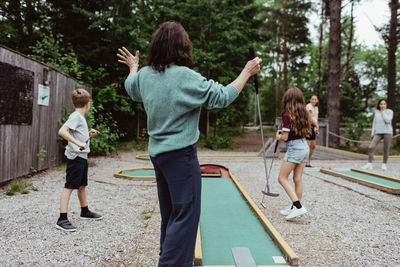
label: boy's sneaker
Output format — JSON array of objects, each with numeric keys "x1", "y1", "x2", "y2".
[
  {"x1": 56, "y1": 219, "x2": 76, "y2": 232},
  {"x1": 80, "y1": 210, "x2": 103, "y2": 220},
  {"x1": 279, "y1": 205, "x2": 294, "y2": 216},
  {"x1": 286, "y1": 206, "x2": 307, "y2": 220},
  {"x1": 382, "y1": 163, "x2": 387, "y2": 170},
  {"x1": 361, "y1": 163, "x2": 372, "y2": 170}
]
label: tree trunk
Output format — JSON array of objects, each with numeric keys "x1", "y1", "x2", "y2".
[
  {"x1": 387, "y1": 0, "x2": 399, "y2": 135},
  {"x1": 317, "y1": 1, "x2": 326, "y2": 96},
  {"x1": 282, "y1": 0, "x2": 288, "y2": 91},
  {"x1": 327, "y1": 0, "x2": 342, "y2": 148},
  {"x1": 342, "y1": 0, "x2": 354, "y2": 83}
]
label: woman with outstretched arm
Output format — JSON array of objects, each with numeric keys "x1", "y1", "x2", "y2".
[{"x1": 117, "y1": 21, "x2": 261, "y2": 267}]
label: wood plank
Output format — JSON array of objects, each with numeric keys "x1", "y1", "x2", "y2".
[{"x1": 0, "y1": 125, "x2": 5, "y2": 182}]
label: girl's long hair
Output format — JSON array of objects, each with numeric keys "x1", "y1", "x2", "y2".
[
  {"x1": 282, "y1": 87, "x2": 311, "y2": 138},
  {"x1": 146, "y1": 21, "x2": 193, "y2": 71}
]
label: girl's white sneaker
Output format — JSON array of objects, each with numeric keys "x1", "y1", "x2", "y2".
[
  {"x1": 279, "y1": 205, "x2": 293, "y2": 216},
  {"x1": 286, "y1": 206, "x2": 307, "y2": 220},
  {"x1": 361, "y1": 163, "x2": 372, "y2": 170},
  {"x1": 382, "y1": 163, "x2": 387, "y2": 170}
]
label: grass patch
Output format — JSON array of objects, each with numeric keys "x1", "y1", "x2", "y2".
[
  {"x1": 5, "y1": 178, "x2": 38, "y2": 196},
  {"x1": 141, "y1": 209, "x2": 154, "y2": 228}
]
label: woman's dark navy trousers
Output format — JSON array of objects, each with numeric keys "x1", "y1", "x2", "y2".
[{"x1": 150, "y1": 144, "x2": 201, "y2": 267}]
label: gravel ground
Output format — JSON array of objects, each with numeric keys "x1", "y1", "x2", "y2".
[{"x1": 0, "y1": 149, "x2": 399, "y2": 267}]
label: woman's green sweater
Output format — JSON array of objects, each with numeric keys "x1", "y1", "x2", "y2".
[{"x1": 124, "y1": 64, "x2": 239, "y2": 156}]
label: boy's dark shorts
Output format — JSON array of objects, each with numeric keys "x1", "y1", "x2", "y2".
[{"x1": 65, "y1": 156, "x2": 88, "y2": 189}]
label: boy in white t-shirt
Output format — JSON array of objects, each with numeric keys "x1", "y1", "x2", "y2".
[{"x1": 56, "y1": 88, "x2": 102, "y2": 232}]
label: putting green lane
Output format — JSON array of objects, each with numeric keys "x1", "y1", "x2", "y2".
[
  {"x1": 337, "y1": 170, "x2": 400, "y2": 189},
  {"x1": 119, "y1": 169, "x2": 155, "y2": 177},
  {"x1": 200, "y1": 178, "x2": 287, "y2": 265}
]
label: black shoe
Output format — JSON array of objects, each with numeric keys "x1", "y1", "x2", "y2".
[
  {"x1": 305, "y1": 164, "x2": 313, "y2": 168},
  {"x1": 80, "y1": 210, "x2": 103, "y2": 220},
  {"x1": 56, "y1": 219, "x2": 76, "y2": 232}
]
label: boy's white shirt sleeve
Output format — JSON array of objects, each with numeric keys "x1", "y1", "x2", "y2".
[{"x1": 63, "y1": 112, "x2": 79, "y2": 131}]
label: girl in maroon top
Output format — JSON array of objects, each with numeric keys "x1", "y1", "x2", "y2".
[{"x1": 275, "y1": 88, "x2": 311, "y2": 220}]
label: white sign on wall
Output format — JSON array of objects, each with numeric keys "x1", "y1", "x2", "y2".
[{"x1": 37, "y1": 84, "x2": 50, "y2": 106}]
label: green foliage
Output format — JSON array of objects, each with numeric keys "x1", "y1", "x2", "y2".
[
  {"x1": 85, "y1": 104, "x2": 123, "y2": 156},
  {"x1": 342, "y1": 113, "x2": 369, "y2": 150},
  {"x1": 204, "y1": 135, "x2": 232, "y2": 150},
  {"x1": 36, "y1": 148, "x2": 47, "y2": 161}
]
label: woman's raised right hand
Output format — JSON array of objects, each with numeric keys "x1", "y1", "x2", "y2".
[{"x1": 244, "y1": 57, "x2": 262, "y2": 76}]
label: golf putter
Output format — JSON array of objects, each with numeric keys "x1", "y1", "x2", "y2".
[{"x1": 249, "y1": 48, "x2": 279, "y2": 208}]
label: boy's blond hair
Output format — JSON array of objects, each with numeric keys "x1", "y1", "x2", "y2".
[{"x1": 72, "y1": 88, "x2": 91, "y2": 108}]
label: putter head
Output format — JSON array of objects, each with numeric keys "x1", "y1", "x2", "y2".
[{"x1": 261, "y1": 190, "x2": 279, "y2": 197}]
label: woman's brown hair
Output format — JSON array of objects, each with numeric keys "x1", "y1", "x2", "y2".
[
  {"x1": 376, "y1": 99, "x2": 387, "y2": 110},
  {"x1": 282, "y1": 87, "x2": 311, "y2": 138},
  {"x1": 146, "y1": 21, "x2": 193, "y2": 71}
]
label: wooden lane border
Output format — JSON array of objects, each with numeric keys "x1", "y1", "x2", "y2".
[
  {"x1": 194, "y1": 226, "x2": 202, "y2": 266},
  {"x1": 316, "y1": 145, "x2": 400, "y2": 160},
  {"x1": 114, "y1": 167, "x2": 221, "y2": 181},
  {"x1": 136, "y1": 154, "x2": 151, "y2": 160},
  {"x1": 320, "y1": 168, "x2": 400, "y2": 195},
  {"x1": 136, "y1": 154, "x2": 262, "y2": 160},
  {"x1": 351, "y1": 168, "x2": 400, "y2": 182},
  {"x1": 113, "y1": 167, "x2": 155, "y2": 180},
  {"x1": 195, "y1": 173, "x2": 296, "y2": 267}
]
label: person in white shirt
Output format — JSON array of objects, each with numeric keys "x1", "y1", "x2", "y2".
[
  {"x1": 362, "y1": 99, "x2": 393, "y2": 170},
  {"x1": 305, "y1": 94, "x2": 319, "y2": 167}
]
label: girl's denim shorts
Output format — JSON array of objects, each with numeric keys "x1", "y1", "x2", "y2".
[{"x1": 283, "y1": 138, "x2": 310, "y2": 164}]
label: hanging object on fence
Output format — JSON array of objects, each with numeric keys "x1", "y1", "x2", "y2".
[{"x1": 37, "y1": 84, "x2": 50, "y2": 106}]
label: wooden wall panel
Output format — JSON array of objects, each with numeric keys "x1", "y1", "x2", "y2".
[{"x1": 0, "y1": 45, "x2": 90, "y2": 183}]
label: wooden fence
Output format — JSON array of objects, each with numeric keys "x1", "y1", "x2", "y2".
[{"x1": 0, "y1": 45, "x2": 90, "y2": 183}]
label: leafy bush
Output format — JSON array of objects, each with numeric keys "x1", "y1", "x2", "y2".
[
  {"x1": 85, "y1": 104, "x2": 123, "y2": 155},
  {"x1": 342, "y1": 113, "x2": 369, "y2": 150}
]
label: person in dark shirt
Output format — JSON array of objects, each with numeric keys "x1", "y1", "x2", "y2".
[{"x1": 275, "y1": 87, "x2": 311, "y2": 220}]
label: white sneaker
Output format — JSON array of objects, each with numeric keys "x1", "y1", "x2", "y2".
[
  {"x1": 382, "y1": 164, "x2": 387, "y2": 170},
  {"x1": 286, "y1": 206, "x2": 307, "y2": 220},
  {"x1": 279, "y1": 205, "x2": 293, "y2": 216},
  {"x1": 361, "y1": 163, "x2": 372, "y2": 170}
]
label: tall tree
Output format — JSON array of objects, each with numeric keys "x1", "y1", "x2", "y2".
[
  {"x1": 327, "y1": 0, "x2": 342, "y2": 147},
  {"x1": 282, "y1": 0, "x2": 288, "y2": 91},
  {"x1": 261, "y1": 0, "x2": 312, "y2": 121},
  {"x1": 317, "y1": 0, "x2": 327, "y2": 97},
  {"x1": 386, "y1": 0, "x2": 399, "y2": 135}
]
